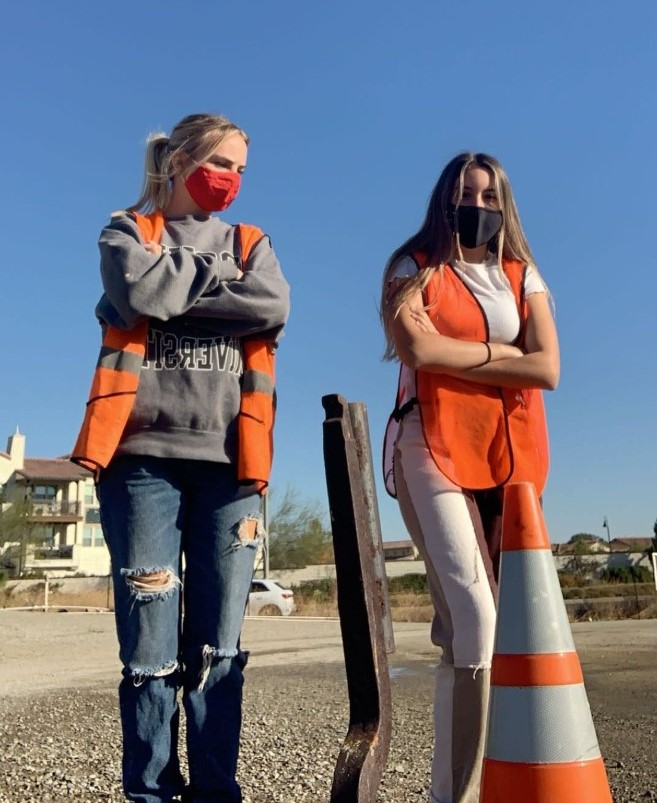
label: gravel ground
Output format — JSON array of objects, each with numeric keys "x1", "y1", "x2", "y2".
[{"x1": 0, "y1": 615, "x2": 656, "y2": 802}]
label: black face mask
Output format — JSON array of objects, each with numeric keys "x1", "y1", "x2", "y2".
[{"x1": 449, "y1": 204, "x2": 503, "y2": 249}]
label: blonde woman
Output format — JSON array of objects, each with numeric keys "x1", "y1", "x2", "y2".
[
  {"x1": 72, "y1": 113, "x2": 290, "y2": 803},
  {"x1": 381, "y1": 152, "x2": 559, "y2": 803}
]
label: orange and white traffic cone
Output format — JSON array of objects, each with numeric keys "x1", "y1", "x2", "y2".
[{"x1": 479, "y1": 481, "x2": 612, "y2": 803}]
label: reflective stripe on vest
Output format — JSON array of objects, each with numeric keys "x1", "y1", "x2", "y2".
[
  {"x1": 414, "y1": 253, "x2": 549, "y2": 493},
  {"x1": 71, "y1": 211, "x2": 276, "y2": 492},
  {"x1": 97, "y1": 346, "x2": 144, "y2": 375},
  {"x1": 238, "y1": 339, "x2": 276, "y2": 494}
]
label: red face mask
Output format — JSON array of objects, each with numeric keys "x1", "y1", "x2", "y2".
[{"x1": 184, "y1": 166, "x2": 241, "y2": 212}]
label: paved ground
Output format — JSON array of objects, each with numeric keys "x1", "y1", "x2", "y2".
[{"x1": 0, "y1": 612, "x2": 656, "y2": 801}]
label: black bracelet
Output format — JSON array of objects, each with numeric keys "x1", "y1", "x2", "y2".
[{"x1": 480, "y1": 342, "x2": 492, "y2": 366}]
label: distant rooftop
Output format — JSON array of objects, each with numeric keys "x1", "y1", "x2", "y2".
[
  {"x1": 383, "y1": 540, "x2": 415, "y2": 551},
  {"x1": 609, "y1": 537, "x2": 653, "y2": 552},
  {"x1": 16, "y1": 458, "x2": 92, "y2": 482}
]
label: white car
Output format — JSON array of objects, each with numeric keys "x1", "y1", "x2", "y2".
[{"x1": 247, "y1": 578, "x2": 295, "y2": 616}]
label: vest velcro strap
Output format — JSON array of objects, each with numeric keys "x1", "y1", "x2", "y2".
[
  {"x1": 97, "y1": 347, "x2": 144, "y2": 375},
  {"x1": 392, "y1": 397, "x2": 418, "y2": 422},
  {"x1": 242, "y1": 369, "x2": 274, "y2": 395}
]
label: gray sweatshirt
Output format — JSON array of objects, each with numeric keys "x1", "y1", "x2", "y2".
[{"x1": 95, "y1": 213, "x2": 290, "y2": 464}]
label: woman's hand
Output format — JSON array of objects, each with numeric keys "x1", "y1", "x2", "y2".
[
  {"x1": 144, "y1": 241, "x2": 162, "y2": 256},
  {"x1": 408, "y1": 306, "x2": 437, "y2": 334}
]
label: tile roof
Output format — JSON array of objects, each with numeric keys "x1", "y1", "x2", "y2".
[
  {"x1": 383, "y1": 539, "x2": 415, "y2": 551},
  {"x1": 16, "y1": 459, "x2": 92, "y2": 482}
]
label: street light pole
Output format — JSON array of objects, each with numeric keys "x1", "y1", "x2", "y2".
[
  {"x1": 262, "y1": 493, "x2": 269, "y2": 579},
  {"x1": 603, "y1": 515, "x2": 611, "y2": 545}
]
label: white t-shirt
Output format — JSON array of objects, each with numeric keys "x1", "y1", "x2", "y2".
[{"x1": 389, "y1": 254, "x2": 547, "y2": 403}]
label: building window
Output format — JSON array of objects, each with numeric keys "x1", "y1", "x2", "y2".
[
  {"x1": 35, "y1": 525, "x2": 56, "y2": 546},
  {"x1": 83, "y1": 526, "x2": 105, "y2": 547},
  {"x1": 85, "y1": 509, "x2": 101, "y2": 524},
  {"x1": 32, "y1": 485, "x2": 56, "y2": 501},
  {"x1": 84, "y1": 483, "x2": 97, "y2": 506}
]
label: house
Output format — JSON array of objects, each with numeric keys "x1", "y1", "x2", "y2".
[
  {"x1": 0, "y1": 429, "x2": 110, "y2": 577},
  {"x1": 609, "y1": 537, "x2": 653, "y2": 553},
  {"x1": 382, "y1": 539, "x2": 420, "y2": 561}
]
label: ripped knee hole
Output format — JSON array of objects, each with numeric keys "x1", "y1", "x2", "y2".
[
  {"x1": 237, "y1": 516, "x2": 261, "y2": 542},
  {"x1": 125, "y1": 569, "x2": 177, "y2": 592}
]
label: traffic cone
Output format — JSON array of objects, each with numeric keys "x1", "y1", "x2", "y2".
[{"x1": 479, "y1": 482, "x2": 612, "y2": 803}]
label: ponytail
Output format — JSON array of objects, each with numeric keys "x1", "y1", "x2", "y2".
[{"x1": 129, "y1": 133, "x2": 173, "y2": 213}]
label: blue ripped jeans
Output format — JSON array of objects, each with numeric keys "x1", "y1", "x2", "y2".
[{"x1": 97, "y1": 456, "x2": 261, "y2": 803}]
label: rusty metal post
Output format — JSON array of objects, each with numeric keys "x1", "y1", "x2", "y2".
[{"x1": 322, "y1": 394, "x2": 395, "y2": 802}]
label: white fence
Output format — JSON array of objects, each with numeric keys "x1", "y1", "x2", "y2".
[{"x1": 1, "y1": 575, "x2": 112, "y2": 611}]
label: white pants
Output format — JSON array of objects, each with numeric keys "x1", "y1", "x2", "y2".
[{"x1": 394, "y1": 409, "x2": 498, "y2": 803}]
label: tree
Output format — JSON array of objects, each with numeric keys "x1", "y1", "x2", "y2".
[
  {"x1": 0, "y1": 500, "x2": 45, "y2": 577},
  {"x1": 641, "y1": 519, "x2": 657, "y2": 573},
  {"x1": 568, "y1": 533, "x2": 602, "y2": 548},
  {"x1": 646, "y1": 519, "x2": 657, "y2": 557},
  {"x1": 268, "y1": 488, "x2": 333, "y2": 570}
]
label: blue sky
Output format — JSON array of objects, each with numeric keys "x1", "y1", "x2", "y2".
[{"x1": 1, "y1": 1, "x2": 656, "y2": 543}]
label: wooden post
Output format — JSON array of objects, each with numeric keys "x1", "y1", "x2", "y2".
[{"x1": 322, "y1": 394, "x2": 394, "y2": 802}]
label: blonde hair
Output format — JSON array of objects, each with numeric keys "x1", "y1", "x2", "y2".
[
  {"x1": 129, "y1": 113, "x2": 249, "y2": 213},
  {"x1": 381, "y1": 152, "x2": 538, "y2": 360}
]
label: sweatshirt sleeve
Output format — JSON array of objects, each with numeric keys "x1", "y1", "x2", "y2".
[
  {"x1": 96, "y1": 214, "x2": 241, "y2": 329},
  {"x1": 183, "y1": 234, "x2": 291, "y2": 339}
]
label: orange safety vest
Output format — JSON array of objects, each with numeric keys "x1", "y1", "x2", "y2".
[
  {"x1": 386, "y1": 254, "x2": 549, "y2": 496},
  {"x1": 71, "y1": 211, "x2": 277, "y2": 494}
]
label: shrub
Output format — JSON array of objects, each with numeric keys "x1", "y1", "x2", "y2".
[
  {"x1": 600, "y1": 566, "x2": 653, "y2": 584},
  {"x1": 387, "y1": 574, "x2": 428, "y2": 595},
  {"x1": 291, "y1": 578, "x2": 337, "y2": 603},
  {"x1": 558, "y1": 572, "x2": 585, "y2": 589}
]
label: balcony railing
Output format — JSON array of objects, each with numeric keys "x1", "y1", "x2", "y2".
[
  {"x1": 29, "y1": 500, "x2": 82, "y2": 517},
  {"x1": 33, "y1": 545, "x2": 75, "y2": 561}
]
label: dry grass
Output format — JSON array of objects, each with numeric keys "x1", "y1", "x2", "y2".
[
  {"x1": 568, "y1": 597, "x2": 657, "y2": 622},
  {"x1": 387, "y1": 592, "x2": 433, "y2": 622},
  {"x1": 293, "y1": 599, "x2": 338, "y2": 617},
  {"x1": 562, "y1": 582, "x2": 656, "y2": 599},
  {"x1": 389, "y1": 605, "x2": 433, "y2": 623}
]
